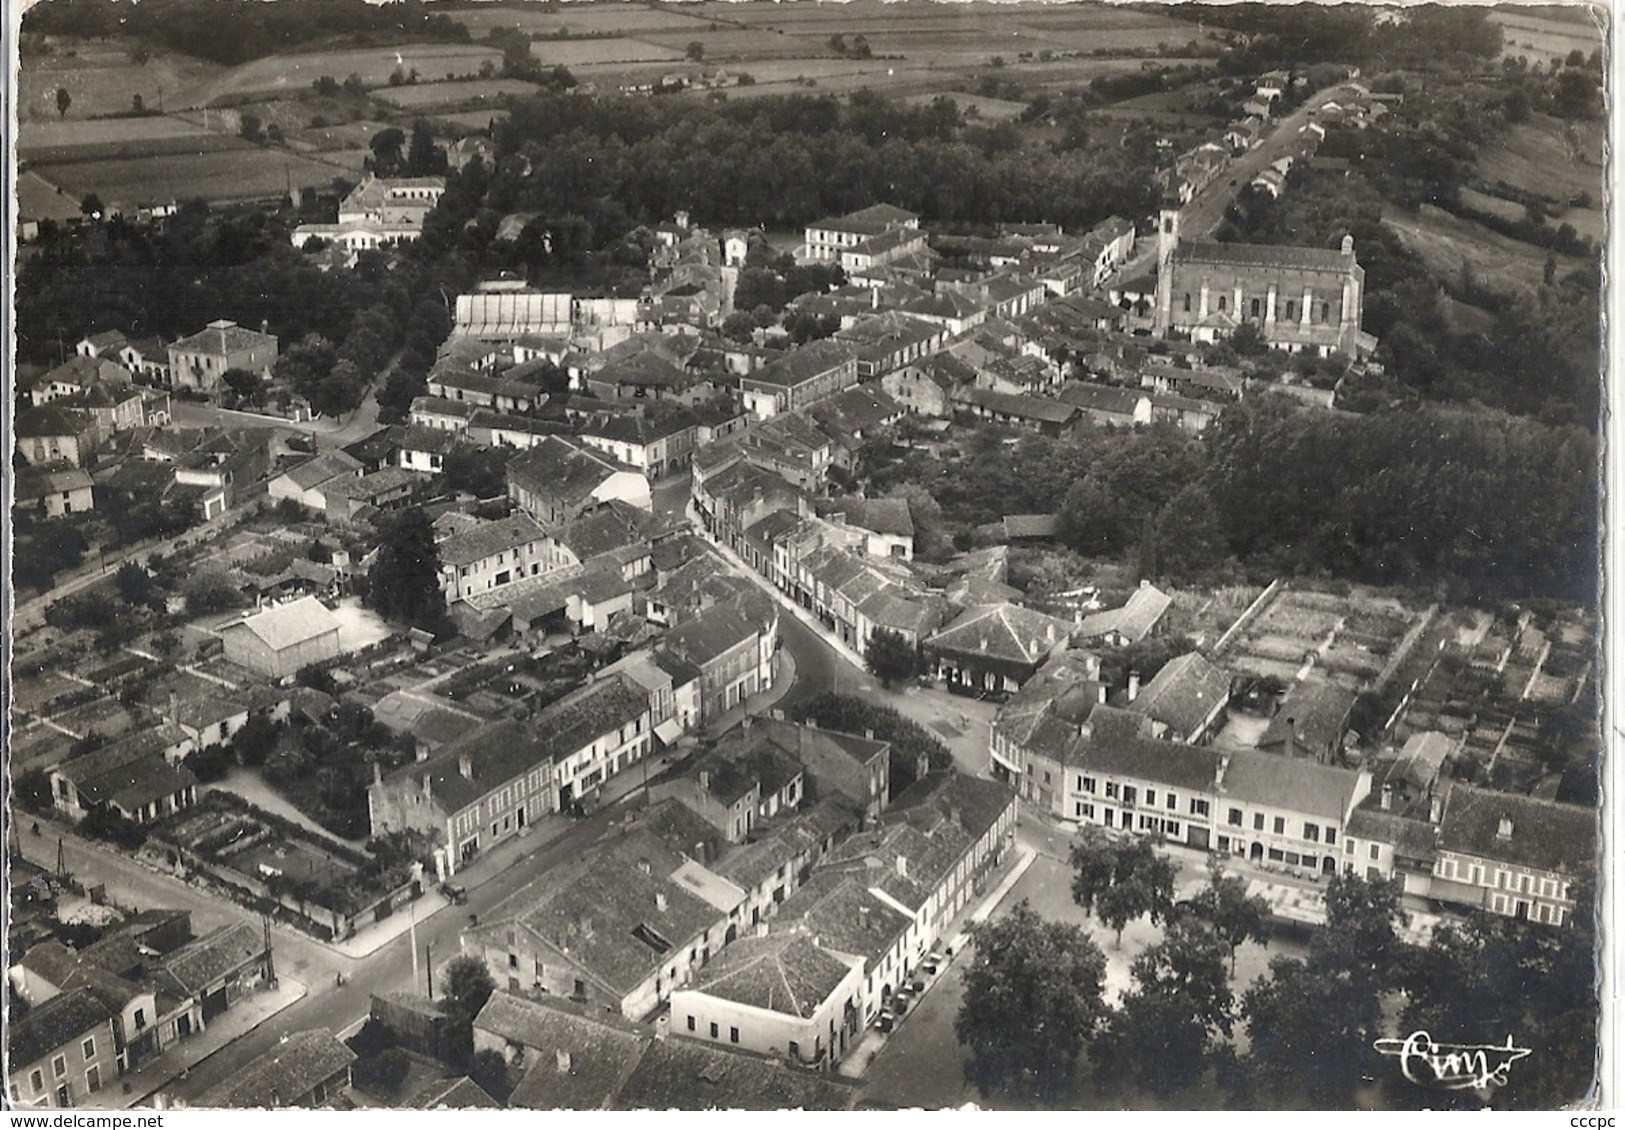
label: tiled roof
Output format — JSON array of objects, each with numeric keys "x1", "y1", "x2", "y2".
[
  {"x1": 478, "y1": 992, "x2": 650, "y2": 1110},
  {"x1": 16, "y1": 404, "x2": 93, "y2": 437},
  {"x1": 411, "y1": 395, "x2": 478, "y2": 421},
  {"x1": 1219, "y1": 749, "x2": 1362, "y2": 822},
  {"x1": 482, "y1": 840, "x2": 728, "y2": 998},
  {"x1": 686, "y1": 932, "x2": 853, "y2": 1019},
  {"x1": 777, "y1": 870, "x2": 908, "y2": 964},
  {"x1": 1059, "y1": 381, "x2": 1147, "y2": 416},
  {"x1": 819, "y1": 497, "x2": 913, "y2": 538},
  {"x1": 405, "y1": 1075, "x2": 501, "y2": 1109},
  {"x1": 927, "y1": 603, "x2": 1073, "y2": 667},
  {"x1": 1173, "y1": 239, "x2": 1356, "y2": 272},
  {"x1": 1259, "y1": 681, "x2": 1357, "y2": 753},
  {"x1": 221, "y1": 596, "x2": 341, "y2": 653},
  {"x1": 7, "y1": 988, "x2": 113, "y2": 1068},
  {"x1": 156, "y1": 922, "x2": 265, "y2": 996},
  {"x1": 1346, "y1": 804, "x2": 1438, "y2": 861},
  {"x1": 81, "y1": 755, "x2": 197, "y2": 812},
  {"x1": 955, "y1": 386, "x2": 1077, "y2": 424},
  {"x1": 1129, "y1": 652, "x2": 1232, "y2": 737},
  {"x1": 742, "y1": 339, "x2": 856, "y2": 389},
  {"x1": 200, "y1": 1029, "x2": 355, "y2": 1108},
  {"x1": 1077, "y1": 582, "x2": 1173, "y2": 642},
  {"x1": 552, "y1": 503, "x2": 656, "y2": 562},
  {"x1": 611, "y1": 1036, "x2": 857, "y2": 1110},
  {"x1": 662, "y1": 602, "x2": 760, "y2": 669},
  {"x1": 170, "y1": 321, "x2": 277, "y2": 357},
  {"x1": 438, "y1": 513, "x2": 547, "y2": 568},
  {"x1": 278, "y1": 450, "x2": 363, "y2": 491},
  {"x1": 1437, "y1": 784, "x2": 1595, "y2": 876},
  {"x1": 507, "y1": 436, "x2": 635, "y2": 507}
]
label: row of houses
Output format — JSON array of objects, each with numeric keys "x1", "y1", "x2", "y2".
[
  {"x1": 8, "y1": 912, "x2": 274, "y2": 1109},
  {"x1": 992, "y1": 643, "x2": 1595, "y2": 928}
]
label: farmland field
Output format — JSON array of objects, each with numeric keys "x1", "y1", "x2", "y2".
[
  {"x1": 167, "y1": 44, "x2": 504, "y2": 108},
  {"x1": 17, "y1": 132, "x2": 253, "y2": 167},
  {"x1": 18, "y1": 43, "x2": 222, "y2": 122},
  {"x1": 528, "y1": 37, "x2": 687, "y2": 65},
  {"x1": 448, "y1": 4, "x2": 714, "y2": 38},
  {"x1": 374, "y1": 78, "x2": 540, "y2": 109},
  {"x1": 31, "y1": 147, "x2": 368, "y2": 207},
  {"x1": 17, "y1": 169, "x2": 87, "y2": 222},
  {"x1": 17, "y1": 115, "x2": 213, "y2": 154},
  {"x1": 1488, "y1": 9, "x2": 1605, "y2": 63},
  {"x1": 636, "y1": 27, "x2": 823, "y2": 60}
]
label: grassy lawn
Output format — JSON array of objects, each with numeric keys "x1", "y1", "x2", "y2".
[
  {"x1": 449, "y1": 5, "x2": 713, "y2": 38},
  {"x1": 33, "y1": 146, "x2": 366, "y2": 207},
  {"x1": 1381, "y1": 203, "x2": 1585, "y2": 297},
  {"x1": 529, "y1": 37, "x2": 687, "y2": 67}
]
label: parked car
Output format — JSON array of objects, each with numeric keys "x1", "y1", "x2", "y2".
[
  {"x1": 874, "y1": 1009, "x2": 896, "y2": 1033},
  {"x1": 440, "y1": 882, "x2": 468, "y2": 905},
  {"x1": 892, "y1": 990, "x2": 914, "y2": 1014},
  {"x1": 909, "y1": 977, "x2": 927, "y2": 993}
]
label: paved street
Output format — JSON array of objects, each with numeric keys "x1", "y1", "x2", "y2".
[{"x1": 1180, "y1": 83, "x2": 1363, "y2": 239}]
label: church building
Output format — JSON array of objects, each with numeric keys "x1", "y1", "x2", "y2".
[{"x1": 1152, "y1": 208, "x2": 1375, "y2": 358}]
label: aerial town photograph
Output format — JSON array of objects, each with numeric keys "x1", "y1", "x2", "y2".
[{"x1": 2, "y1": 0, "x2": 1610, "y2": 1114}]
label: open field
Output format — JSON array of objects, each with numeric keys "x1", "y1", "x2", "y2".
[
  {"x1": 1489, "y1": 9, "x2": 1605, "y2": 63},
  {"x1": 18, "y1": 43, "x2": 222, "y2": 122},
  {"x1": 637, "y1": 27, "x2": 822, "y2": 60},
  {"x1": 528, "y1": 37, "x2": 687, "y2": 65},
  {"x1": 31, "y1": 147, "x2": 368, "y2": 207},
  {"x1": 167, "y1": 43, "x2": 504, "y2": 108},
  {"x1": 447, "y1": 4, "x2": 715, "y2": 38},
  {"x1": 1458, "y1": 185, "x2": 1529, "y2": 222},
  {"x1": 1383, "y1": 203, "x2": 1587, "y2": 296},
  {"x1": 1476, "y1": 113, "x2": 1604, "y2": 201},
  {"x1": 373, "y1": 77, "x2": 540, "y2": 109},
  {"x1": 17, "y1": 115, "x2": 213, "y2": 154}
]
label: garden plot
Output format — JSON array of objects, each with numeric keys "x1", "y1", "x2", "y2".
[{"x1": 10, "y1": 670, "x2": 90, "y2": 715}]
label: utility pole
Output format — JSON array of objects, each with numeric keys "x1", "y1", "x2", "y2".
[
  {"x1": 425, "y1": 942, "x2": 434, "y2": 999},
  {"x1": 409, "y1": 897, "x2": 419, "y2": 993},
  {"x1": 56, "y1": 837, "x2": 67, "y2": 882},
  {"x1": 262, "y1": 913, "x2": 278, "y2": 989}
]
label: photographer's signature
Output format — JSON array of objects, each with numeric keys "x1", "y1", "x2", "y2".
[{"x1": 1374, "y1": 1031, "x2": 1532, "y2": 1091}]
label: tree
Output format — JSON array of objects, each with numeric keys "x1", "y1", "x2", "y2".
[
  {"x1": 15, "y1": 766, "x2": 54, "y2": 812},
  {"x1": 441, "y1": 955, "x2": 496, "y2": 1060},
  {"x1": 1092, "y1": 918, "x2": 1235, "y2": 1096},
  {"x1": 405, "y1": 119, "x2": 445, "y2": 176},
  {"x1": 469, "y1": 1047, "x2": 510, "y2": 1099},
  {"x1": 222, "y1": 367, "x2": 264, "y2": 405},
  {"x1": 238, "y1": 112, "x2": 263, "y2": 142},
  {"x1": 366, "y1": 508, "x2": 444, "y2": 630},
  {"x1": 1069, "y1": 827, "x2": 1177, "y2": 946},
  {"x1": 115, "y1": 562, "x2": 155, "y2": 609},
  {"x1": 184, "y1": 571, "x2": 245, "y2": 617},
  {"x1": 369, "y1": 127, "x2": 407, "y2": 175},
  {"x1": 955, "y1": 901, "x2": 1106, "y2": 1102},
  {"x1": 132, "y1": 93, "x2": 145, "y2": 113},
  {"x1": 685, "y1": 40, "x2": 705, "y2": 61},
  {"x1": 1189, "y1": 857, "x2": 1270, "y2": 973},
  {"x1": 56, "y1": 86, "x2": 71, "y2": 118},
  {"x1": 354, "y1": 1046, "x2": 411, "y2": 1092},
  {"x1": 864, "y1": 628, "x2": 917, "y2": 689},
  {"x1": 80, "y1": 193, "x2": 104, "y2": 221}
]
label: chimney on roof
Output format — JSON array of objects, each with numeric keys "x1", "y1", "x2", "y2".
[
  {"x1": 871, "y1": 287, "x2": 880, "y2": 310},
  {"x1": 1429, "y1": 791, "x2": 1442, "y2": 824},
  {"x1": 1127, "y1": 670, "x2": 1141, "y2": 702},
  {"x1": 1341, "y1": 234, "x2": 1354, "y2": 254},
  {"x1": 556, "y1": 1049, "x2": 573, "y2": 1075},
  {"x1": 458, "y1": 752, "x2": 474, "y2": 780},
  {"x1": 270, "y1": 1089, "x2": 282, "y2": 1109},
  {"x1": 260, "y1": 319, "x2": 270, "y2": 336},
  {"x1": 656, "y1": 890, "x2": 669, "y2": 912},
  {"x1": 1096, "y1": 683, "x2": 1108, "y2": 705},
  {"x1": 638, "y1": 856, "x2": 653, "y2": 876},
  {"x1": 858, "y1": 905, "x2": 870, "y2": 931},
  {"x1": 1380, "y1": 783, "x2": 1392, "y2": 811},
  {"x1": 864, "y1": 729, "x2": 875, "y2": 740},
  {"x1": 771, "y1": 708, "x2": 785, "y2": 722},
  {"x1": 699, "y1": 769, "x2": 711, "y2": 793},
  {"x1": 895, "y1": 855, "x2": 908, "y2": 879},
  {"x1": 1496, "y1": 815, "x2": 1513, "y2": 840},
  {"x1": 1215, "y1": 752, "x2": 1230, "y2": 792}
]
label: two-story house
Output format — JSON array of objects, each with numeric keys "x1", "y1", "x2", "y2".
[
  {"x1": 438, "y1": 513, "x2": 550, "y2": 605},
  {"x1": 167, "y1": 320, "x2": 278, "y2": 394},
  {"x1": 507, "y1": 436, "x2": 651, "y2": 526},
  {"x1": 6, "y1": 989, "x2": 121, "y2": 1108},
  {"x1": 738, "y1": 340, "x2": 859, "y2": 421}
]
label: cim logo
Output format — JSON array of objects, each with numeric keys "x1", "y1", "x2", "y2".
[{"x1": 1374, "y1": 1031, "x2": 1532, "y2": 1092}]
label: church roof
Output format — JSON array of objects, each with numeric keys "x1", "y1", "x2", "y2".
[{"x1": 1173, "y1": 239, "x2": 1355, "y2": 272}]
